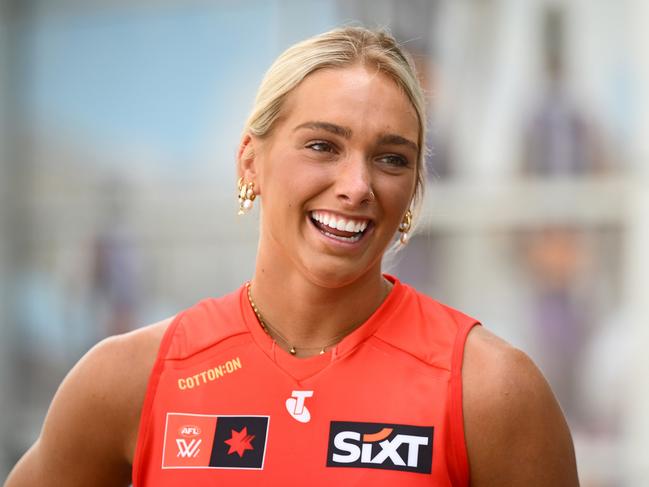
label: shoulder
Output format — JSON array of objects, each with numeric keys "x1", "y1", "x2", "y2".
[
  {"x1": 5, "y1": 317, "x2": 174, "y2": 487},
  {"x1": 462, "y1": 326, "x2": 579, "y2": 486},
  {"x1": 64, "y1": 317, "x2": 173, "y2": 460},
  {"x1": 86, "y1": 317, "x2": 172, "y2": 455},
  {"x1": 374, "y1": 281, "x2": 478, "y2": 366}
]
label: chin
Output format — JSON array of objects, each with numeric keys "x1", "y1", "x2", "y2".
[{"x1": 300, "y1": 255, "x2": 380, "y2": 290}]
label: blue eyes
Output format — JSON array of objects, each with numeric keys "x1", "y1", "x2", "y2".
[{"x1": 305, "y1": 141, "x2": 409, "y2": 167}]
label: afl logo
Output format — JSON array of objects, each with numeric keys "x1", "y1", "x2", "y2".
[{"x1": 178, "y1": 425, "x2": 202, "y2": 437}]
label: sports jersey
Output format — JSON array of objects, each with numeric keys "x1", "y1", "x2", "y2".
[{"x1": 132, "y1": 275, "x2": 479, "y2": 486}]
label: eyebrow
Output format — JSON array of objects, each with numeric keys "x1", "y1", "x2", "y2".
[
  {"x1": 294, "y1": 121, "x2": 352, "y2": 138},
  {"x1": 377, "y1": 133, "x2": 419, "y2": 153},
  {"x1": 294, "y1": 120, "x2": 418, "y2": 153}
]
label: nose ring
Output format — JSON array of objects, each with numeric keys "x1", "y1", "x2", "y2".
[{"x1": 369, "y1": 190, "x2": 375, "y2": 201}]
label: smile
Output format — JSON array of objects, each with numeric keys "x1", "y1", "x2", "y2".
[{"x1": 309, "y1": 210, "x2": 371, "y2": 243}]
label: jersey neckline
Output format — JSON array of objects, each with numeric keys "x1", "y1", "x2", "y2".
[{"x1": 238, "y1": 274, "x2": 406, "y2": 382}]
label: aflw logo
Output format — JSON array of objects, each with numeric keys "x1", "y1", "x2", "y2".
[
  {"x1": 178, "y1": 425, "x2": 201, "y2": 437},
  {"x1": 326, "y1": 421, "x2": 434, "y2": 474},
  {"x1": 176, "y1": 438, "x2": 202, "y2": 458}
]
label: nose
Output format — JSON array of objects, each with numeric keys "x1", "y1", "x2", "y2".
[{"x1": 335, "y1": 154, "x2": 373, "y2": 207}]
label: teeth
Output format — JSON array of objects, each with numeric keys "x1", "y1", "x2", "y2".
[
  {"x1": 322, "y1": 230, "x2": 363, "y2": 243},
  {"x1": 311, "y1": 211, "x2": 369, "y2": 234}
]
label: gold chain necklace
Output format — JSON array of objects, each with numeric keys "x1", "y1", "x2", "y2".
[{"x1": 245, "y1": 282, "x2": 363, "y2": 356}]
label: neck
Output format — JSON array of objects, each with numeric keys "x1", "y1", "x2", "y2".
[{"x1": 249, "y1": 247, "x2": 390, "y2": 358}]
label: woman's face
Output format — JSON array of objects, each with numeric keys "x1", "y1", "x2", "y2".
[{"x1": 247, "y1": 65, "x2": 419, "y2": 288}]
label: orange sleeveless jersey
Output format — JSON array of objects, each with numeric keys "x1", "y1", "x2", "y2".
[{"x1": 133, "y1": 276, "x2": 479, "y2": 486}]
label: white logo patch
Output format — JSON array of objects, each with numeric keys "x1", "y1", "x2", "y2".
[
  {"x1": 285, "y1": 390, "x2": 313, "y2": 423},
  {"x1": 176, "y1": 438, "x2": 202, "y2": 458}
]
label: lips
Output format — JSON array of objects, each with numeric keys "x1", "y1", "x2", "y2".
[{"x1": 310, "y1": 210, "x2": 371, "y2": 243}]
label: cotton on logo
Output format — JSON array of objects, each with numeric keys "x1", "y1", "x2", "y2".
[
  {"x1": 176, "y1": 438, "x2": 202, "y2": 458},
  {"x1": 285, "y1": 390, "x2": 313, "y2": 423}
]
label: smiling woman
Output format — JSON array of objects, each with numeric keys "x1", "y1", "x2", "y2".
[
  {"x1": 5, "y1": 27, "x2": 579, "y2": 487},
  {"x1": 242, "y1": 64, "x2": 419, "y2": 296}
]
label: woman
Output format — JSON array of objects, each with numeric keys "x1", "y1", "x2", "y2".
[{"x1": 6, "y1": 27, "x2": 579, "y2": 486}]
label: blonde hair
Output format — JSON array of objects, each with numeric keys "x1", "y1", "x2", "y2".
[{"x1": 243, "y1": 26, "x2": 428, "y2": 231}]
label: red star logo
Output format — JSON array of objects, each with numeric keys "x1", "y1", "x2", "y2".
[{"x1": 224, "y1": 427, "x2": 255, "y2": 457}]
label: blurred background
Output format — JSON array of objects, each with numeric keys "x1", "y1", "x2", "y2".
[{"x1": 1, "y1": 0, "x2": 648, "y2": 484}]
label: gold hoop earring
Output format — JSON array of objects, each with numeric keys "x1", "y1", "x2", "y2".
[
  {"x1": 237, "y1": 177, "x2": 256, "y2": 215},
  {"x1": 398, "y1": 210, "x2": 412, "y2": 245}
]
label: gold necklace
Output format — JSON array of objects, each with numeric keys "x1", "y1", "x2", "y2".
[{"x1": 245, "y1": 282, "x2": 364, "y2": 356}]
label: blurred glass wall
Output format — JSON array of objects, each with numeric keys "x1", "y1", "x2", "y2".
[{"x1": 1, "y1": 0, "x2": 648, "y2": 485}]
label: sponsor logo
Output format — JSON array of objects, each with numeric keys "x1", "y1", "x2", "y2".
[
  {"x1": 162, "y1": 413, "x2": 269, "y2": 470},
  {"x1": 326, "y1": 421, "x2": 434, "y2": 474},
  {"x1": 285, "y1": 390, "x2": 313, "y2": 423},
  {"x1": 177, "y1": 357, "x2": 243, "y2": 390},
  {"x1": 210, "y1": 416, "x2": 269, "y2": 469},
  {"x1": 224, "y1": 426, "x2": 255, "y2": 458}
]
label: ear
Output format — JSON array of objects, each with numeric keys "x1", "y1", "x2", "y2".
[{"x1": 237, "y1": 133, "x2": 261, "y2": 194}]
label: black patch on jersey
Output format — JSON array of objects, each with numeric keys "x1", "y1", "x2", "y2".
[
  {"x1": 327, "y1": 421, "x2": 433, "y2": 474},
  {"x1": 210, "y1": 416, "x2": 269, "y2": 469}
]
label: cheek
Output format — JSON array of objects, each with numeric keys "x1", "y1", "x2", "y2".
[
  {"x1": 262, "y1": 185, "x2": 301, "y2": 226},
  {"x1": 376, "y1": 177, "x2": 416, "y2": 211},
  {"x1": 268, "y1": 166, "x2": 329, "y2": 207}
]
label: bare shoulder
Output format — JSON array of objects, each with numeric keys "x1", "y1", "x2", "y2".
[
  {"x1": 90, "y1": 317, "x2": 173, "y2": 458},
  {"x1": 462, "y1": 326, "x2": 579, "y2": 486},
  {"x1": 5, "y1": 316, "x2": 174, "y2": 487}
]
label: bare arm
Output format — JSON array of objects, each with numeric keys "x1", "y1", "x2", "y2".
[
  {"x1": 463, "y1": 326, "x2": 579, "y2": 486},
  {"x1": 4, "y1": 319, "x2": 170, "y2": 487}
]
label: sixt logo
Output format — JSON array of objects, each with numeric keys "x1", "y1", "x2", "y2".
[
  {"x1": 178, "y1": 425, "x2": 202, "y2": 437},
  {"x1": 326, "y1": 421, "x2": 434, "y2": 474}
]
